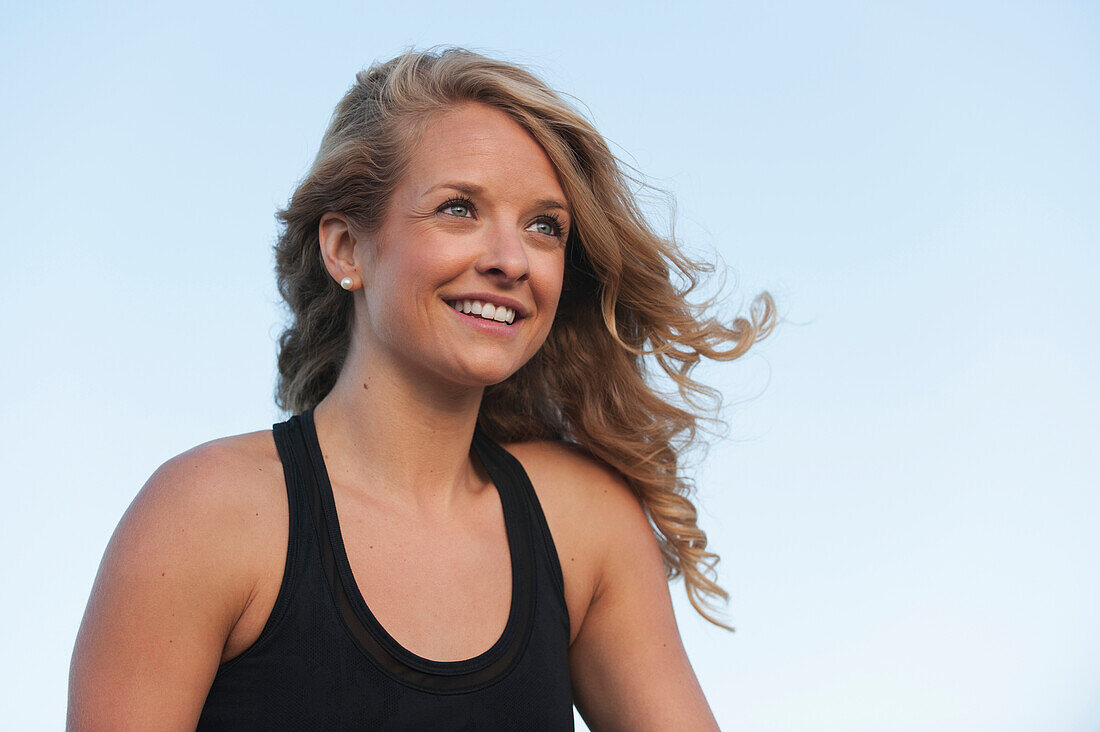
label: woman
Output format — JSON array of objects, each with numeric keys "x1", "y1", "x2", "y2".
[{"x1": 68, "y1": 49, "x2": 775, "y2": 730}]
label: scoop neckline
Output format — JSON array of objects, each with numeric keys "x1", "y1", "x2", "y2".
[{"x1": 298, "y1": 408, "x2": 535, "y2": 683}]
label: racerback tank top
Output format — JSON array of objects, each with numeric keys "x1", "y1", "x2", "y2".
[{"x1": 196, "y1": 410, "x2": 574, "y2": 730}]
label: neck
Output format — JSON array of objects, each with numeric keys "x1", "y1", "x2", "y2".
[{"x1": 312, "y1": 344, "x2": 488, "y2": 511}]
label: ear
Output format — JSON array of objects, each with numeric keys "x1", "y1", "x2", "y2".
[{"x1": 318, "y1": 211, "x2": 364, "y2": 290}]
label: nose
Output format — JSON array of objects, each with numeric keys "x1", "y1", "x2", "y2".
[{"x1": 475, "y1": 223, "x2": 530, "y2": 283}]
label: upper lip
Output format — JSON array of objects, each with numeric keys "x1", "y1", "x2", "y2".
[{"x1": 443, "y1": 293, "x2": 530, "y2": 318}]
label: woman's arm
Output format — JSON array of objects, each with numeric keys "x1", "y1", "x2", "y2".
[
  {"x1": 567, "y1": 469, "x2": 720, "y2": 731},
  {"x1": 68, "y1": 440, "x2": 275, "y2": 731}
]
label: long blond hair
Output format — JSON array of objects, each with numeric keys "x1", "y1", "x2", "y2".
[{"x1": 274, "y1": 48, "x2": 777, "y2": 629}]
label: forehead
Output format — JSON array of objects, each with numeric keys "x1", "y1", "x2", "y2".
[{"x1": 401, "y1": 103, "x2": 567, "y2": 203}]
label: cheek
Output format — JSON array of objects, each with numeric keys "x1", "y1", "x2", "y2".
[
  {"x1": 374, "y1": 240, "x2": 456, "y2": 297},
  {"x1": 537, "y1": 254, "x2": 566, "y2": 311},
  {"x1": 529, "y1": 255, "x2": 566, "y2": 345},
  {"x1": 379, "y1": 248, "x2": 466, "y2": 332}
]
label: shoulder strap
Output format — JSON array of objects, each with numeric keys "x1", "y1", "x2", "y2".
[{"x1": 471, "y1": 432, "x2": 568, "y2": 610}]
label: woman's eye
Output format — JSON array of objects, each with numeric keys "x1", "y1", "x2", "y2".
[
  {"x1": 528, "y1": 219, "x2": 563, "y2": 237},
  {"x1": 442, "y1": 201, "x2": 472, "y2": 218}
]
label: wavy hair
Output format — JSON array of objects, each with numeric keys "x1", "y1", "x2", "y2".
[{"x1": 274, "y1": 48, "x2": 777, "y2": 629}]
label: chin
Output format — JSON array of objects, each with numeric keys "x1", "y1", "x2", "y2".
[
  {"x1": 462, "y1": 368, "x2": 522, "y2": 388},
  {"x1": 447, "y1": 359, "x2": 527, "y2": 389}
]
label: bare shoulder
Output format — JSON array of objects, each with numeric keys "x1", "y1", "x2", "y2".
[
  {"x1": 70, "y1": 429, "x2": 288, "y2": 729},
  {"x1": 503, "y1": 439, "x2": 650, "y2": 543},
  {"x1": 501, "y1": 440, "x2": 655, "y2": 643},
  {"x1": 139, "y1": 431, "x2": 283, "y2": 517},
  {"x1": 146, "y1": 429, "x2": 282, "y2": 504},
  {"x1": 121, "y1": 431, "x2": 283, "y2": 559},
  {"x1": 503, "y1": 440, "x2": 636, "y2": 503},
  {"x1": 96, "y1": 428, "x2": 286, "y2": 611},
  {"x1": 125, "y1": 429, "x2": 288, "y2": 607}
]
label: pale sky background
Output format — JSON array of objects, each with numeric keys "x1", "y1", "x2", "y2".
[{"x1": 2, "y1": 1, "x2": 1097, "y2": 729}]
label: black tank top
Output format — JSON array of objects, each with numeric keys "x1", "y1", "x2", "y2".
[{"x1": 196, "y1": 410, "x2": 574, "y2": 730}]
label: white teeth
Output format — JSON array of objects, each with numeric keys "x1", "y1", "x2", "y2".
[{"x1": 448, "y1": 299, "x2": 518, "y2": 324}]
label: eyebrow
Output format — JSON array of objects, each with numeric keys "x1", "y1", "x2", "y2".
[
  {"x1": 424, "y1": 182, "x2": 570, "y2": 214},
  {"x1": 425, "y1": 181, "x2": 484, "y2": 197}
]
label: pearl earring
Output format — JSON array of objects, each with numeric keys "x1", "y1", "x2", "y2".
[{"x1": 340, "y1": 277, "x2": 354, "y2": 290}]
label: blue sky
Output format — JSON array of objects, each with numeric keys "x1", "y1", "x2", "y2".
[{"x1": 2, "y1": 1, "x2": 1097, "y2": 729}]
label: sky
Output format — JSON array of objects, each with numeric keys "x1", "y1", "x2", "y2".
[{"x1": 1, "y1": 1, "x2": 1097, "y2": 729}]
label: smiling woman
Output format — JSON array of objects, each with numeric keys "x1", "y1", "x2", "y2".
[
  {"x1": 319, "y1": 103, "x2": 569, "y2": 389},
  {"x1": 67, "y1": 48, "x2": 775, "y2": 730}
]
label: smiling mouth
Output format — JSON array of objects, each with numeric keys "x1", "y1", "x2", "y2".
[{"x1": 446, "y1": 299, "x2": 517, "y2": 325}]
